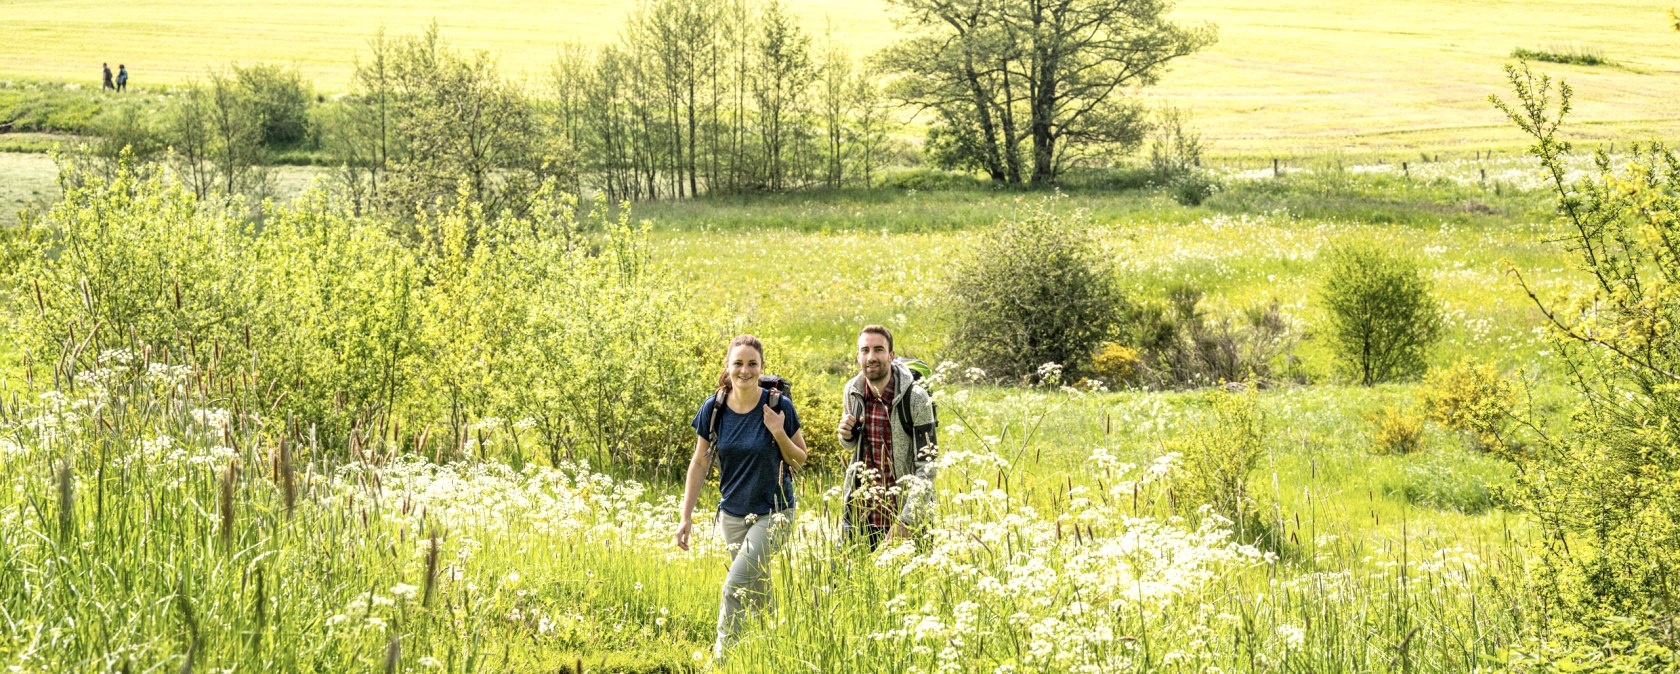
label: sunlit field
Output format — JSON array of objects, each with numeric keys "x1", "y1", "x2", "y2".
[
  {"x1": 0, "y1": 0, "x2": 1675, "y2": 668},
  {"x1": 2, "y1": 0, "x2": 1677, "y2": 156}
]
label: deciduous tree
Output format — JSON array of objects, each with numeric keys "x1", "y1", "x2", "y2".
[{"x1": 879, "y1": 0, "x2": 1213, "y2": 185}]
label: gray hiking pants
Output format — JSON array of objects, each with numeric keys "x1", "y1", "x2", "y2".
[{"x1": 713, "y1": 508, "x2": 796, "y2": 655}]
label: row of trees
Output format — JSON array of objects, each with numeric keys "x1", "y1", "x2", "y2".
[
  {"x1": 547, "y1": 0, "x2": 1215, "y2": 194},
  {"x1": 547, "y1": 0, "x2": 892, "y2": 200},
  {"x1": 82, "y1": 0, "x2": 1212, "y2": 211}
]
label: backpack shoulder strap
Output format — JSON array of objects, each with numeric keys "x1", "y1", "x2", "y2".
[
  {"x1": 705, "y1": 393, "x2": 725, "y2": 475},
  {"x1": 896, "y1": 383, "x2": 916, "y2": 442},
  {"x1": 898, "y1": 383, "x2": 938, "y2": 458},
  {"x1": 706, "y1": 393, "x2": 724, "y2": 444}
]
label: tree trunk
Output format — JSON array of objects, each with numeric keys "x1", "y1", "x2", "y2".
[{"x1": 962, "y1": 60, "x2": 1008, "y2": 183}]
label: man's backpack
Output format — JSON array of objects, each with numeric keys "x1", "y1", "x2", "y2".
[{"x1": 892, "y1": 358, "x2": 938, "y2": 455}]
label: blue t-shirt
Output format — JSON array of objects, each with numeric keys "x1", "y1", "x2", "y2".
[{"x1": 692, "y1": 388, "x2": 800, "y2": 517}]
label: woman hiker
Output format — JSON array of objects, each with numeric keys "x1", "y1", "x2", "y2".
[{"x1": 674, "y1": 334, "x2": 806, "y2": 659}]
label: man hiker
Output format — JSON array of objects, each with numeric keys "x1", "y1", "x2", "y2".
[
  {"x1": 116, "y1": 65, "x2": 128, "y2": 92},
  {"x1": 102, "y1": 63, "x2": 114, "y2": 90},
  {"x1": 837, "y1": 325, "x2": 938, "y2": 549}
]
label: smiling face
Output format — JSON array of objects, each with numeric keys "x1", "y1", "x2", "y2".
[
  {"x1": 857, "y1": 331, "x2": 893, "y2": 386},
  {"x1": 725, "y1": 343, "x2": 764, "y2": 392}
]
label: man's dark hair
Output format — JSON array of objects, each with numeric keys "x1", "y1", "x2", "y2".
[{"x1": 860, "y1": 324, "x2": 894, "y2": 353}]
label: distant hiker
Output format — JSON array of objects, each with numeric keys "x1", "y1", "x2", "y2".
[
  {"x1": 837, "y1": 324, "x2": 938, "y2": 550},
  {"x1": 102, "y1": 63, "x2": 114, "y2": 90},
  {"x1": 116, "y1": 65, "x2": 128, "y2": 92},
  {"x1": 674, "y1": 334, "x2": 807, "y2": 659}
]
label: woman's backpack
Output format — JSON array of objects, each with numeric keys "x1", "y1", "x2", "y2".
[{"x1": 705, "y1": 375, "x2": 791, "y2": 475}]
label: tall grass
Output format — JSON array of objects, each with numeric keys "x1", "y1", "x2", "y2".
[
  {"x1": 0, "y1": 347, "x2": 709, "y2": 671},
  {"x1": 0, "y1": 342, "x2": 1540, "y2": 671}
]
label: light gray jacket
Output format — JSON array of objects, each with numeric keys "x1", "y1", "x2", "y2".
[{"x1": 839, "y1": 363, "x2": 938, "y2": 527}]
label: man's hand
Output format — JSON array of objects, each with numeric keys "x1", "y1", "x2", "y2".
[{"x1": 838, "y1": 413, "x2": 859, "y2": 441}]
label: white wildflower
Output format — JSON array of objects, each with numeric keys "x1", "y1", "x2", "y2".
[{"x1": 1276, "y1": 624, "x2": 1305, "y2": 650}]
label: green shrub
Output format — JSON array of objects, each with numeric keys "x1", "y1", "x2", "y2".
[
  {"x1": 1167, "y1": 170, "x2": 1219, "y2": 206},
  {"x1": 1506, "y1": 615, "x2": 1679, "y2": 673},
  {"x1": 4, "y1": 158, "x2": 720, "y2": 473},
  {"x1": 945, "y1": 200, "x2": 1128, "y2": 384},
  {"x1": 1511, "y1": 47, "x2": 1614, "y2": 68},
  {"x1": 2, "y1": 157, "x2": 252, "y2": 379},
  {"x1": 1370, "y1": 404, "x2": 1427, "y2": 455},
  {"x1": 923, "y1": 122, "x2": 991, "y2": 176},
  {"x1": 1492, "y1": 61, "x2": 1680, "y2": 646},
  {"x1": 1142, "y1": 105, "x2": 1219, "y2": 206},
  {"x1": 1168, "y1": 386, "x2": 1274, "y2": 546},
  {"x1": 1319, "y1": 243, "x2": 1442, "y2": 385},
  {"x1": 1148, "y1": 104, "x2": 1204, "y2": 181},
  {"x1": 461, "y1": 188, "x2": 718, "y2": 477},
  {"x1": 875, "y1": 167, "x2": 989, "y2": 191},
  {"x1": 243, "y1": 187, "x2": 422, "y2": 439},
  {"x1": 234, "y1": 63, "x2": 314, "y2": 148},
  {"x1": 779, "y1": 365, "x2": 846, "y2": 475},
  {"x1": 1126, "y1": 286, "x2": 1298, "y2": 389},
  {"x1": 1420, "y1": 357, "x2": 1515, "y2": 451}
]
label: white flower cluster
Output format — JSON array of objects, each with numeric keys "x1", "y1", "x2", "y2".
[
  {"x1": 330, "y1": 456, "x2": 708, "y2": 555},
  {"x1": 869, "y1": 454, "x2": 1273, "y2": 671}
]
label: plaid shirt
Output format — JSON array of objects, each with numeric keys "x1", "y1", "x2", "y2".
[{"x1": 859, "y1": 377, "x2": 897, "y2": 528}]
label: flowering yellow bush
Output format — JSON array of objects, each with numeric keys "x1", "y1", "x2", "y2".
[
  {"x1": 1090, "y1": 342, "x2": 1140, "y2": 385},
  {"x1": 1419, "y1": 357, "x2": 1514, "y2": 451},
  {"x1": 1371, "y1": 404, "x2": 1427, "y2": 455}
]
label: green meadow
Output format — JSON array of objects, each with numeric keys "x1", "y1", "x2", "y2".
[
  {"x1": 1, "y1": 0, "x2": 1677, "y2": 672},
  {"x1": 0, "y1": 149, "x2": 1627, "y2": 671}
]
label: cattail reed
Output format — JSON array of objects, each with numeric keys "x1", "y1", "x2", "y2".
[
  {"x1": 250, "y1": 566, "x2": 266, "y2": 656},
  {"x1": 55, "y1": 460, "x2": 74, "y2": 542},
  {"x1": 422, "y1": 528, "x2": 440, "y2": 609},
  {"x1": 279, "y1": 439, "x2": 296, "y2": 517},
  {"x1": 382, "y1": 631, "x2": 400, "y2": 674},
  {"x1": 416, "y1": 424, "x2": 432, "y2": 460},
  {"x1": 220, "y1": 459, "x2": 236, "y2": 546},
  {"x1": 176, "y1": 592, "x2": 201, "y2": 674}
]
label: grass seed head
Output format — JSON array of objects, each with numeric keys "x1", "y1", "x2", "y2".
[{"x1": 55, "y1": 460, "x2": 74, "y2": 541}]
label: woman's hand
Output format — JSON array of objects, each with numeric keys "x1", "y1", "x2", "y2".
[
  {"x1": 762, "y1": 405, "x2": 787, "y2": 439},
  {"x1": 674, "y1": 519, "x2": 693, "y2": 551}
]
